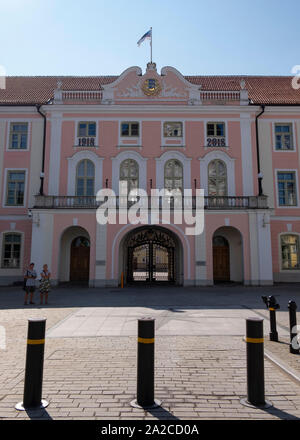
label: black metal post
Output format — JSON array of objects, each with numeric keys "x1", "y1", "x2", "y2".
[
  {"x1": 240, "y1": 317, "x2": 272, "y2": 408},
  {"x1": 288, "y1": 301, "x2": 300, "y2": 355},
  {"x1": 16, "y1": 318, "x2": 48, "y2": 411},
  {"x1": 130, "y1": 317, "x2": 161, "y2": 409},
  {"x1": 262, "y1": 295, "x2": 280, "y2": 342}
]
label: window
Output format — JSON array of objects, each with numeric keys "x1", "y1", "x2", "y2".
[
  {"x1": 78, "y1": 122, "x2": 96, "y2": 137},
  {"x1": 76, "y1": 160, "x2": 95, "y2": 196},
  {"x1": 121, "y1": 122, "x2": 139, "y2": 137},
  {"x1": 208, "y1": 160, "x2": 227, "y2": 196},
  {"x1": 207, "y1": 122, "x2": 225, "y2": 137},
  {"x1": 277, "y1": 172, "x2": 297, "y2": 206},
  {"x1": 2, "y1": 233, "x2": 21, "y2": 268},
  {"x1": 275, "y1": 123, "x2": 293, "y2": 150},
  {"x1": 206, "y1": 122, "x2": 226, "y2": 147},
  {"x1": 164, "y1": 159, "x2": 183, "y2": 194},
  {"x1": 163, "y1": 122, "x2": 182, "y2": 137},
  {"x1": 9, "y1": 123, "x2": 28, "y2": 149},
  {"x1": 281, "y1": 235, "x2": 300, "y2": 270},
  {"x1": 120, "y1": 159, "x2": 139, "y2": 199},
  {"x1": 6, "y1": 171, "x2": 25, "y2": 206}
]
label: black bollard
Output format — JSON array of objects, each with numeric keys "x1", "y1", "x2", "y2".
[
  {"x1": 240, "y1": 318, "x2": 272, "y2": 408},
  {"x1": 15, "y1": 318, "x2": 49, "y2": 411},
  {"x1": 130, "y1": 317, "x2": 161, "y2": 409},
  {"x1": 262, "y1": 295, "x2": 280, "y2": 342},
  {"x1": 288, "y1": 301, "x2": 300, "y2": 355}
]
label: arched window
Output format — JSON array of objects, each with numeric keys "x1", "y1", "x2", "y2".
[
  {"x1": 208, "y1": 160, "x2": 227, "y2": 196},
  {"x1": 164, "y1": 159, "x2": 183, "y2": 194},
  {"x1": 120, "y1": 159, "x2": 139, "y2": 199},
  {"x1": 281, "y1": 234, "x2": 300, "y2": 270},
  {"x1": 76, "y1": 159, "x2": 95, "y2": 196}
]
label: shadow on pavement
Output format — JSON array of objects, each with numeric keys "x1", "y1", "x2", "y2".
[
  {"x1": 146, "y1": 406, "x2": 180, "y2": 420},
  {"x1": 25, "y1": 407, "x2": 53, "y2": 420},
  {"x1": 262, "y1": 405, "x2": 300, "y2": 420},
  {"x1": 1, "y1": 284, "x2": 300, "y2": 312}
]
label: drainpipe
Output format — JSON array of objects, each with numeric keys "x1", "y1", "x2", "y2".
[
  {"x1": 36, "y1": 104, "x2": 47, "y2": 195},
  {"x1": 255, "y1": 104, "x2": 265, "y2": 195}
]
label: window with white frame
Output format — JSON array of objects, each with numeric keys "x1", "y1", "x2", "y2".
[
  {"x1": 9, "y1": 123, "x2": 28, "y2": 149},
  {"x1": 208, "y1": 160, "x2": 227, "y2": 196},
  {"x1": 5, "y1": 171, "x2": 26, "y2": 206},
  {"x1": 120, "y1": 159, "x2": 139, "y2": 200},
  {"x1": 121, "y1": 122, "x2": 139, "y2": 137},
  {"x1": 164, "y1": 159, "x2": 183, "y2": 194},
  {"x1": 77, "y1": 122, "x2": 96, "y2": 147},
  {"x1": 277, "y1": 171, "x2": 297, "y2": 206},
  {"x1": 75, "y1": 159, "x2": 95, "y2": 196},
  {"x1": 206, "y1": 122, "x2": 226, "y2": 147},
  {"x1": 2, "y1": 233, "x2": 21, "y2": 268},
  {"x1": 78, "y1": 122, "x2": 96, "y2": 137},
  {"x1": 163, "y1": 122, "x2": 182, "y2": 137},
  {"x1": 275, "y1": 123, "x2": 293, "y2": 150},
  {"x1": 281, "y1": 234, "x2": 300, "y2": 269}
]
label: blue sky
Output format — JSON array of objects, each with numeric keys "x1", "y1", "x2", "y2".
[{"x1": 0, "y1": 0, "x2": 299, "y2": 76}]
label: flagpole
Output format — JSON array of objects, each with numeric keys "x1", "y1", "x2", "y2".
[{"x1": 150, "y1": 27, "x2": 152, "y2": 63}]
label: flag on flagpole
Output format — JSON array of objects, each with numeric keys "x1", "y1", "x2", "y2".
[{"x1": 137, "y1": 29, "x2": 152, "y2": 47}]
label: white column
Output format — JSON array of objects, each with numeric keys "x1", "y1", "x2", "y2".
[
  {"x1": 30, "y1": 212, "x2": 54, "y2": 281},
  {"x1": 240, "y1": 113, "x2": 254, "y2": 196},
  {"x1": 48, "y1": 112, "x2": 63, "y2": 195},
  {"x1": 94, "y1": 222, "x2": 107, "y2": 287},
  {"x1": 195, "y1": 225, "x2": 207, "y2": 285},
  {"x1": 256, "y1": 211, "x2": 273, "y2": 285},
  {"x1": 248, "y1": 211, "x2": 259, "y2": 285}
]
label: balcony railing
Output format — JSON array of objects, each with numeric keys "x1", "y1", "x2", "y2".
[{"x1": 34, "y1": 195, "x2": 268, "y2": 210}]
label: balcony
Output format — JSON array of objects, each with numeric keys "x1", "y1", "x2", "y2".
[{"x1": 34, "y1": 195, "x2": 268, "y2": 210}]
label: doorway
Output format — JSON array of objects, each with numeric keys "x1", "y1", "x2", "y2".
[
  {"x1": 70, "y1": 236, "x2": 90, "y2": 282},
  {"x1": 213, "y1": 235, "x2": 230, "y2": 282}
]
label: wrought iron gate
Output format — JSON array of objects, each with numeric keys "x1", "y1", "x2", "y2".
[{"x1": 126, "y1": 228, "x2": 175, "y2": 283}]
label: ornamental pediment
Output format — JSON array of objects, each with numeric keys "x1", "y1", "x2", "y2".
[{"x1": 101, "y1": 63, "x2": 202, "y2": 105}]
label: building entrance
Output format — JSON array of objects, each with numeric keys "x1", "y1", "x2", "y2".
[{"x1": 126, "y1": 228, "x2": 175, "y2": 283}]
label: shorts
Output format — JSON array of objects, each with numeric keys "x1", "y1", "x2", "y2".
[{"x1": 25, "y1": 286, "x2": 35, "y2": 293}]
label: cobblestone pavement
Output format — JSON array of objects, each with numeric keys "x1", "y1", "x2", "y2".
[{"x1": 0, "y1": 285, "x2": 299, "y2": 420}]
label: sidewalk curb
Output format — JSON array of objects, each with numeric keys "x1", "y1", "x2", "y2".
[{"x1": 264, "y1": 349, "x2": 300, "y2": 384}]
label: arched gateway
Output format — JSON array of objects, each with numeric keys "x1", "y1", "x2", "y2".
[{"x1": 121, "y1": 226, "x2": 183, "y2": 285}]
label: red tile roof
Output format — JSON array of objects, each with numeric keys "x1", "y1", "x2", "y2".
[
  {"x1": 186, "y1": 76, "x2": 300, "y2": 105},
  {"x1": 0, "y1": 75, "x2": 299, "y2": 105}
]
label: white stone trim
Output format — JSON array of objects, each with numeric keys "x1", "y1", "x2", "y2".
[
  {"x1": 6, "y1": 120, "x2": 32, "y2": 152},
  {"x1": 118, "y1": 120, "x2": 142, "y2": 147},
  {"x1": 278, "y1": 231, "x2": 300, "y2": 273},
  {"x1": 256, "y1": 212, "x2": 273, "y2": 282},
  {"x1": 111, "y1": 150, "x2": 147, "y2": 194},
  {"x1": 73, "y1": 119, "x2": 99, "y2": 147},
  {"x1": 0, "y1": 229, "x2": 24, "y2": 274},
  {"x1": 2, "y1": 168, "x2": 28, "y2": 208},
  {"x1": 203, "y1": 119, "x2": 228, "y2": 148},
  {"x1": 67, "y1": 150, "x2": 104, "y2": 196},
  {"x1": 110, "y1": 223, "x2": 190, "y2": 279},
  {"x1": 199, "y1": 150, "x2": 235, "y2": 196},
  {"x1": 161, "y1": 120, "x2": 185, "y2": 147},
  {"x1": 48, "y1": 112, "x2": 63, "y2": 195},
  {"x1": 274, "y1": 168, "x2": 299, "y2": 208},
  {"x1": 155, "y1": 150, "x2": 191, "y2": 190},
  {"x1": 240, "y1": 113, "x2": 254, "y2": 195},
  {"x1": 272, "y1": 121, "x2": 297, "y2": 152}
]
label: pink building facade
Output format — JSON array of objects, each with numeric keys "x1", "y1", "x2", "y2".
[{"x1": 0, "y1": 63, "x2": 300, "y2": 286}]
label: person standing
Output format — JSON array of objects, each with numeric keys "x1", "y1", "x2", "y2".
[
  {"x1": 39, "y1": 264, "x2": 51, "y2": 305},
  {"x1": 24, "y1": 263, "x2": 37, "y2": 305}
]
